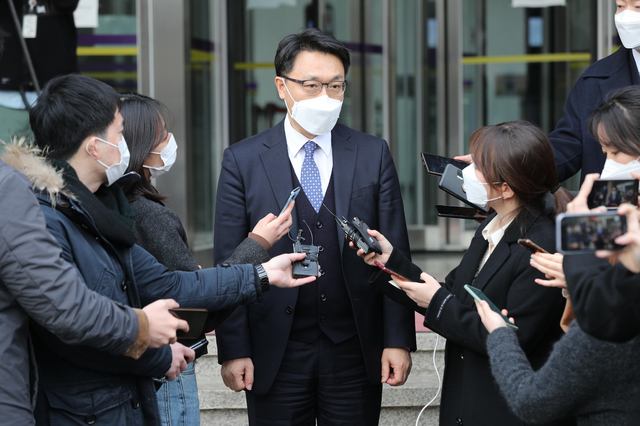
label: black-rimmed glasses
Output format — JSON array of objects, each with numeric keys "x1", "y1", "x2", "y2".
[{"x1": 280, "y1": 76, "x2": 347, "y2": 96}]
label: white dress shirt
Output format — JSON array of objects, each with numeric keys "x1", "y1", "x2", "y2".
[
  {"x1": 284, "y1": 115, "x2": 333, "y2": 197},
  {"x1": 475, "y1": 215, "x2": 514, "y2": 277}
]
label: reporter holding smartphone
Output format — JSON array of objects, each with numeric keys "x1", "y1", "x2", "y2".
[
  {"x1": 357, "y1": 121, "x2": 573, "y2": 426},
  {"x1": 544, "y1": 86, "x2": 640, "y2": 342},
  {"x1": 474, "y1": 297, "x2": 640, "y2": 425},
  {"x1": 119, "y1": 93, "x2": 296, "y2": 426}
]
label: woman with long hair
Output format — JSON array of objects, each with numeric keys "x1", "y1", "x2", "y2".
[
  {"x1": 119, "y1": 93, "x2": 294, "y2": 425},
  {"x1": 358, "y1": 121, "x2": 573, "y2": 425}
]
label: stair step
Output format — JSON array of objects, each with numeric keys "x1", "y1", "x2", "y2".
[{"x1": 197, "y1": 333, "x2": 445, "y2": 425}]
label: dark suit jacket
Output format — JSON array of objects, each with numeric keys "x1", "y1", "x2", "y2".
[
  {"x1": 549, "y1": 47, "x2": 639, "y2": 183},
  {"x1": 213, "y1": 120, "x2": 416, "y2": 395},
  {"x1": 565, "y1": 253, "x2": 640, "y2": 343},
  {"x1": 376, "y1": 211, "x2": 568, "y2": 426}
]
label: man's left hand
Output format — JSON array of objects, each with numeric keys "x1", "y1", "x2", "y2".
[{"x1": 381, "y1": 347, "x2": 412, "y2": 386}]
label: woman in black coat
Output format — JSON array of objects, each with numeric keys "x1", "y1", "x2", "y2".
[{"x1": 358, "y1": 121, "x2": 574, "y2": 425}]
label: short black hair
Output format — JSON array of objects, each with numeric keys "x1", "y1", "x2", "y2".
[
  {"x1": 274, "y1": 28, "x2": 351, "y2": 77},
  {"x1": 589, "y1": 85, "x2": 640, "y2": 157},
  {"x1": 30, "y1": 74, "x2": 121, "y2": 160}
]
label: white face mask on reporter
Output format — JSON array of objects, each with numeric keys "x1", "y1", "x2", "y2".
[
  {"x1": 462, "y1": 163, "x2": 502, "y2": 208},
  {"x1": 615, "y1": 10, "x2": 640, "y2": 49},
  {"x1": 281, "y1": 79, "x2": 343, "y2": 136},
  {"x1": 143, "y1": 133, "x2": 178, "y2": 178},
  {"x1": 600, "y1": 157, "x2": 640, "y2": 180},
  {"x1": 87, "y1": 136, "x2": 131, "y2": 186}
]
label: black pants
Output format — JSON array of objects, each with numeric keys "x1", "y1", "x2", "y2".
[{"x1": 246, "y1": 334, "x2": 382, "y2": 425}]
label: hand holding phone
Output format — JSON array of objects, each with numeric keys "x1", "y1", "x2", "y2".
[
  {"x1": 556, "y1": 212, "x2": 627, "y2": 253},
  {"x1": 474, "y1": 299, "x2": 516, "y2": 334},
  {"x1": 464, "y1": 285, "x2": 518, "y2": 330},
  {"x1": 517, "y1": 238, "x2": 549, "y2": 254},
  {"x1": 169, "y1": 308, "x2": 209, "y2": 340},
  {"x1": 279, "y1": 187, "x2": 300, "y2": 217},
  {"x1": 587, "y1": 179, "x2": 639, "y2": 209},
  {"x1": 374, "y1": 260, "x2": 411, "y2": 289},
  {"x1": 421, "y1": 153, "x2": 470, "y2": 176}
]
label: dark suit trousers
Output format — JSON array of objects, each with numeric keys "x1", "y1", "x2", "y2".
[{"x1": 245, "y1": 335, "x2": 382, "y2": 426}]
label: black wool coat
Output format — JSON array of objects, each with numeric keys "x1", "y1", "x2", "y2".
[
  {"x1": 549, "y1": 47, "x2": 639, "y2": 183},
  {"x1": 376, "y1": 211, "x2": 571, "y2": 426}
]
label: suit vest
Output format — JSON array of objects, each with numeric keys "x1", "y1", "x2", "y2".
[{"x1": 289, "y1": 172, "x2": 358, "y2": 344}]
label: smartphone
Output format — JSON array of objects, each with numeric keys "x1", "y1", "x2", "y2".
[
  {"x1": 374, "y1": 260, "x2": 411, "y2": 289},
  {"x1": 437, "y1": 164, "x2": 490, "y2": 213},
  {"x1": 556, "y1": 212, "x2": 627, "y2": 254},
  {"x1": 279, "y1": 187, "x2": 301, "y2": 216},
  {"x1": 464, "y1": 285, "x2": 518, "y2": 331},
  {"x1": 421, "y1": 153, "x2": 470, "y2": 177},
  {"x1": 434, "y1": 204, "x2": 488, "y2": 221},
  {"x1": 587, "y1": 179, "x2": 638, "y2": 209},
  {"x1": 169, "y1": 308, "x2": 208, "y2": 340},
  {"x1": 517, "y1": 238, "x2": 549, "y2": 254},
  {"x1": 188, "y1": 337, "x2": 209, "y2": 359}
]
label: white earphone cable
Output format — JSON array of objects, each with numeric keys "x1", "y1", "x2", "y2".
[{"x1": 415, "y1": 334, "x2": 441, "y2": 426}]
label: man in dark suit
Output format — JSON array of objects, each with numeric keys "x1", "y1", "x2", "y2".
[
  {"x1": 214, "y1": 28, "x2": 416, "y2": 425},
  {"x1": 550, "y1": 1, "x2": 640, "y2": 183}
]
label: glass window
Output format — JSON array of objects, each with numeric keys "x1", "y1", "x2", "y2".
[
  {"x1": 77, "y1": 0, "x2": 137, "y2": 92},
  {"x1": 461, "y1": 0, "x2": 596, "y2": 192}
]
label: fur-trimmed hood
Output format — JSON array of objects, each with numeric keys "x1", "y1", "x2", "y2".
[{"x1": 0, "y1": 138, "x2": 71, "y2": 201}]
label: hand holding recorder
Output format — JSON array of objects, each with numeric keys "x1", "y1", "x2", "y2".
[{"x1": 352, "y1": 228, "x2": 393, "y2": 266}]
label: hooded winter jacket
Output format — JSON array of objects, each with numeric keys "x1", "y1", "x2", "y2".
[
  {"x1": 0, "y1": 143, "x2": 148, "y2": 425},
  {"x1": 4, "y1": 143, "x2": 264, "y2": 426}
]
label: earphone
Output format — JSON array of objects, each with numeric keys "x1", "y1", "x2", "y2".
[{"x1": 415, "y1": 334, "x2": 442, "y2": 426}]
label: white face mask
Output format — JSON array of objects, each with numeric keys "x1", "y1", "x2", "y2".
[
  {"x1": 600, "y1": 157, "x2": 640, "y2": 179},
  {"x1": 615, "y1": 10, "x2": 640, "y2": 49},
  {"x1": 281, "y1": 79, "x2": 342, "y2": 135},
  {"x1": 88, "y1": 136, "x2": 131, "y2": 186},
  {"x1": 462, "y1": 163, "x2": 502, "y2": 208},
  {"x1": 143, "y1": 133, "x2": 178, "y2": 178}
]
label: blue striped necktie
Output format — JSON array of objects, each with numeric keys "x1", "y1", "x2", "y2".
[{"x1": 301, "y1": 141, "x2": 323, "y2": 213}]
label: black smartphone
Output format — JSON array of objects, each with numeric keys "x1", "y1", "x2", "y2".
[
  {"x1": 188, "y1": 337, "x2": 209, "y2": 359},
  {"x1": 556, "y1": 212, "x2": 627, "y2": 254},
  {"x1": 279, "y1": 187, "x2": 301, "y2": 216},
  {"x1": 587, "y1": 179, "x2": 638, "y2": 209},
  {"x1": 437, "y1": 164, "x2": 490, "y2": 213},
  {"x1": 169, "y1": 308, "x2": 208, "y2": 340},
  {"x1": 434, "y1": 204, "x2": 488, "y2": 220},
  {"x1": 421, "y1": 153, "x2": 470, "y2": 177},
  {"x1": 517, "y1": 238, "x2": 549, "y2": 254},
  {"x1": 464, "y1": 285, "x2": 518, "y2": 331}
]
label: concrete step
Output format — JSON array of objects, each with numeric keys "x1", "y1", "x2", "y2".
[{"x1": 197, "y1": 333, "x2": 445, "y2": 426}]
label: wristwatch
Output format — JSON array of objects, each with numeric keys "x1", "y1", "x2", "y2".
[{"x1": 255, "y1": 264, "x2": 270, "y2": 293}]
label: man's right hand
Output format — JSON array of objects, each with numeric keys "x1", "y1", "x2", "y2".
[
  {"x1": 165, "y1": 342, "x2": 195, "y2": 381},
  {"x1": 262, "y1": 253, "x2": 318, "y2": 288},
  {"x1": 143, "y1": 299, "x2": 189, "y2": 348},
  {"x1": 221, "y1": 357, "x2": 254, "y2": 391}
]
